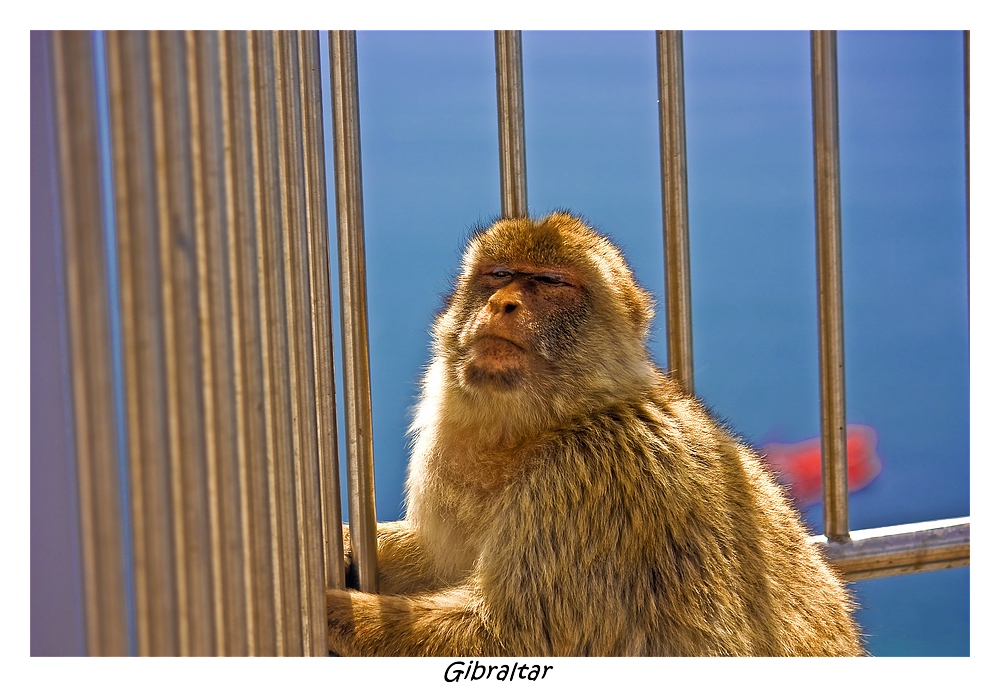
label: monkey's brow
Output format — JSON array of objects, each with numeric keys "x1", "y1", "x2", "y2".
[
  {"x1": 480, "y1": 264, "x2": 573, "y2": 277},
  {"x1": 482, "y1": 269, "x2": 577, "y2": 287}
]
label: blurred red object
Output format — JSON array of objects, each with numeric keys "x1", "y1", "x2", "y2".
[{"x1": 760, "y1": 425, "x2": 882, "y2": 506}]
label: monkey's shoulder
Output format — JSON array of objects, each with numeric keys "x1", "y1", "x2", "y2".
[{"x1": 535, "y1": 387, "x2": 755, "y2": 485}]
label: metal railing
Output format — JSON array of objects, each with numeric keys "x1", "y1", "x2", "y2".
[
  {"x1": 805, "y1": 31, "x2": 969, "y2": 574},
  {"x1": 811, "y1": 517, "x2": 971, "y2": 581},
  {"x1": 328, "y1": 30, "x2": 379, "y2": 596},
  {"x1": 495, "y1": 31, "x2": 529, "y2": 219},
  {"x1": 40, "y1": 29, "x2": 969, "y2": 655},
  {"x1": 310, "y1": 24, "x2": 977, "y2": 597},
  {"x1": 46, "y1": 30, "x2": 341, "y2": 656},
  {"x1": 49, "y1": 30, "x2": 130, "y2": 657},
  {"x1": 489, "y1": 29, "x2": 972, "y2": 580},
  {"x1": 656, "y1": 31, "x2": 695, "y2": 396},
  {"x1": 651, "y1": 29, "x2": 970, "y2": 579}
]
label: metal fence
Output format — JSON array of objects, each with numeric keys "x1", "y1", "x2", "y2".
[
  {"x1": 44, "y1": 29, "x2": 341, "y2": 656},
  {"x1": 35, "y1": 29, "x2": 970, "y2": 656}
]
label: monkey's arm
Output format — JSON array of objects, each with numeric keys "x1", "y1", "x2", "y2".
[
  {"x1": 342, "y1": 520, "x2": 442, "y2": 595},
  {"x1": 327, "y1": 585, "x2": 502, "y2": 656}
]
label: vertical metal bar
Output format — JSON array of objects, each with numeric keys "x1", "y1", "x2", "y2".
[
  {"x1": 32, "y1": 29, "x2": 88, "y2": 657},
  {"x1": 186, "y1": 30, "x2": 249, "y2": 656},
  {"x1": 328, "y1": 30, "x2": 379, "y2": 594},
  {"x1": 810, "y1": 30, "x2": 850, "y2": 541},
  {"x1": 274, "y1": 35, "x2": 315, "y2": 650},
  {"x1": 152, "y1": 29, "x2": 217, "y2": 657},
  {"x1": 50, "y1": 30, "x2": 130, "y2": 657},
  {"x1": 105, "y1": 30, "x2": 181, "y2": 656},
  {"x1": 298, "y1": 30, "x2": 347, "y2": 595},
  {"x1": 655, "y1": 30, "x2": 695, "y2": 396},
  {"x1": 219, "y1": 30, "x2": 278, "y2": 656},
  {"x1": 495, "y1": 30, "x2": 528, "y2": 218},
  {"x1": 249, "y1": 29, "x2": 304, "y2": 654},
  {"x1": 274, "y1": 30, "x2": 329, "y2": 656},
  {"x1": 106, "y1": 30, "x2": 218, "y2": 655},
  {"x1": 101, "y1": 29, "x2": 333, "y2": 656}
]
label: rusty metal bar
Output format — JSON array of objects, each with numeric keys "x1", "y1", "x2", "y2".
[
  {"x1": 810, "y1": 30, "x2": 850, "y2": 542},
  {"x1": 812, "y1": 518, "x2": 970, "y2": 581},
  {"x1": 50, "y1": 30, "x2": 130, "y2": 657},
  {"x1": 328, "y1": 30, "x2": 379, "y2": 594},
  {"x1": 495, "y1": 30, "x2": 528, "y2": 219},
  {"x1": 655, "y1": 30, "x2": 695, "y2": 396}
]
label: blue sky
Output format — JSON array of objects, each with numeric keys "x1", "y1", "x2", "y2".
[{"x1": 320, "y1": 30, "x2": 969, "y2": 656}]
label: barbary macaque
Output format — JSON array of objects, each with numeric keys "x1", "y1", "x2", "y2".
[{"x1": 327, "y1": 212, "x2": 863, "y2": 656}]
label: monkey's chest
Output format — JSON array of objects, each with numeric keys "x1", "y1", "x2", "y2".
[{"x1": 437, "y1": 444, "x2": 533, "y2": 495}]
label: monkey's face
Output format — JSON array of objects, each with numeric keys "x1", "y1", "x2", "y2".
[
  {"x1": 429, "y1": 214, "x2": 656, "y2": 427},
  {"x1": 453, "y1": 260, "x2": 589, "y2": 391}
]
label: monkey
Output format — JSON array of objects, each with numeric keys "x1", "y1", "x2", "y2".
[{"x1": 326, "y1": 211, "x2": 864, "y2": 657}]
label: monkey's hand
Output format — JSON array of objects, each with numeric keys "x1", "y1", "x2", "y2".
[
  {"x1": 342, "y1": 520, "x2": 442, "y2": 595},
  {"x1": 326, "y1": 586, "x2": 501, "y2": 657},
  {"x1": 341, "y1": 525, "x2": 358, "y2": 589},
  {"x1": 326, "y1": 588, "x2": 362, "y2": 655}
]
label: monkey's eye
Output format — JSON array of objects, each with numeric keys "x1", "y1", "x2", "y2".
[
  {"x1": 486, "y1": 269, "x2": 514, "y2": 279},
  {"x1": 533, "y1": 274, "x2": 567, "y2": 286}
]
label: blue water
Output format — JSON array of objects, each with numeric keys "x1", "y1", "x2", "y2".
[{"x1": 320, "y1": 30, "x2": 970, "y2": 656}]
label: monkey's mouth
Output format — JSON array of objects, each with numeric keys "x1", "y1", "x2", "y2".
[
  {"x1": 461, "y1": 335, "x2": 530, "y2": 388},
  {"x1": 471, "y1": 333, "x2": 524, "y2": 351}
]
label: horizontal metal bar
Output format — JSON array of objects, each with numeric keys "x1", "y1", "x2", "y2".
[{"x1": 811, "y1": 517, "x2": 970, "y2": 581}]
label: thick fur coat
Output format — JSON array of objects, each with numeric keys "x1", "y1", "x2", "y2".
[{"x1": 327, "y1": 213, "x2": 862, "y2": 656}]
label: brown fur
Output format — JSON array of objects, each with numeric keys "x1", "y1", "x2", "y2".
[{"x1": 327, "y1": 212, "x2": 863, "y2": 656}]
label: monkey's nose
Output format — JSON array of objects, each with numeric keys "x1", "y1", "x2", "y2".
[
  {"x1": 488, "y1": 290, "x2": 521, "y2": 315},
  {"x1": 488, "y1": 299, "x2": 518, "y2": 316}
]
